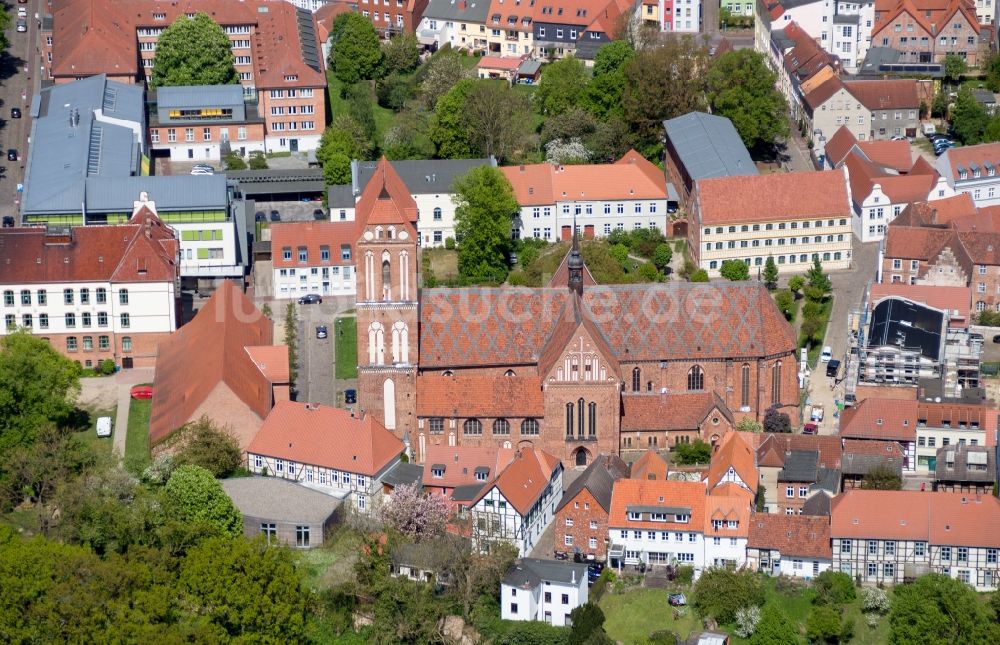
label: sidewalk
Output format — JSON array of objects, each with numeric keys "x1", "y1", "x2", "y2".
[{"x1": 110, "y1": 367, "x2": 154, "y2": 458}]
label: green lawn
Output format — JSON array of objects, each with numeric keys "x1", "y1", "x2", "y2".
[
  {"x1": 294, "y1": 528, "x2": 364, "y2": 591},
  {"x1": 76, "y1": 406, "x2": 116, "y2": 459},
  {"x1": 334, "y1": 317, "x2": 358, "y2": 380},
  {"x1": 600, "y1": 588, "x2": 700, "y2": 643},
  {"x1": 124, "y1": 395, "x2": 152, "y2": 471},
  {"x1": 803, "y1": 296, "x2": 834, "y2": 367}
]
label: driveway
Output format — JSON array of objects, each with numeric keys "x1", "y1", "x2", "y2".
[
  {"x1": 110, "y1": 368, "x2": 155, "y2": 458},
  {"x1": 294, "y1": 299, "x2": 353, "y2": 406}
]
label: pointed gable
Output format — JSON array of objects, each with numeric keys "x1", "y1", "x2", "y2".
[
  {"x1": 355, "y1": 157, "x2": 418, "y2": 236},
  {"x1": 538, "y1": 296, "x2": 620, "y2": 382}
]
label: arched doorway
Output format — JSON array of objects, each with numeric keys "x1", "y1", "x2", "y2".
[{"x1": 574, "y1": 447, "x2": 590, "y2": 467}]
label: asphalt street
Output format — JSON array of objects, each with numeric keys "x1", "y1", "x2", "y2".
[{"x1": 0, "y1": 0, "x2": 41, "y2": 219}]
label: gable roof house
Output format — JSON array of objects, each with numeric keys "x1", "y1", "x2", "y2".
[
  {"x1": 247, "y1": 400, "x2": 405, "y2": 512},
  {"x1": 935, "y1": 142, "x2": 1000, "y2": 208},
  {"x1": 841, "y1": 439, "x2": 906, "y2": 489},
  {"x1": 554, "y1": 454, "x2": 629, "y2": 560},
  {"x1": 839, "y1": 398, "x2": 918, "y2": 471},
  {"x1": 501, "y1": 558, "x2": 589, "y2": 627},
  {"x1": 752, "y1": 433, "x2": 843, "y2": 514},
  {"x1": 934, "y1": 444, "x2": 997, "y2": 493},
  {"x1": 663, "y1": 112, "x2": 757, "y2": 205},
  {"x1": 422, "y1": 444, "x2": 517, "y2": 510},
  {"x1": 871, "y1": 0, "x2": 983, "y2": 68},
  {"x1": 469, "y1": 448, "x2": 564, "y2": 555},
  {"x1": 621, "y1": 392, "x2": 735, "y2": 455},
  {"x1": 747, "y1": 514, "x2": 832, "y2": 578},
  {"x1": 150, "y1": 283, "x2": 288, "y2": 452}
]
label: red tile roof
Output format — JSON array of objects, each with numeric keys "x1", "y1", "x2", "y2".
[
  {"x1": 546, "y1": 245, "x2": 598, "y2": 288},
  {"x1": 941, "y1": 142, "x2": 1000, "y2": 181},
  {"x1": 501, "y1": 151, "x2": 667, "y2": 206},
  {"x1": 748, "y1": 514, "x2": 832, "y2": 559},
  {"x1": 422, "y1": 444, "x2": 516, "y2": 489},
  {"x1": 856, "y1": 140, "x2": 914, "y2": 172},
  {"x1": 270, "y1": 221, "x2": 356, "y2": 269},
  {"x1": 245, "y1": 345, "x2": 290, "y2": 383},
  {"x1": 950, "y1": 205, "x2": 1000, "y2": 232},
  {"x1": 477, "y1": 56, "x2": 524, "y2": 71},
  {"x1": 608, "y1": 479, "x2": 707, "y2": 530},
  {"x1": 804, "y1": 77, "x2": 847, "y2": 110},
  {"x1": 873, "y1": 0, "x2": 980, "y2": 39},
  {"x1": 956, "y1": 231, "x2": 1000, "y2": 265},
  {"x1": 704, "y1": 491, "x2": 752, "y2": 538},
  {"x1": 844, "y1": 80, "x2": 919, "y2": 111},
  {"x1": 893, "y1": 193, "x2": 977, "y2": 227},
  {"x1": 694, "y1": 170, "x2": 850, "y2": 225},
  {"x1": 839, "y1": 397, "x2": 918, "y2": 441},
  {"x1": 707, "y1": 431, "x2": 758, "y2": 492},
  {"x1": 248, "y1": 401, "x2": 403, "y2": 476},
  {"x1": 869, "y1": 283, "x2": 971, "y2": 328},
  {"x1": 883, "y1": 226, "x2": 961, "y2": 261},
  {"x1": 622, "y1": 392, "x2": 731, "y2": 431},
  {"x1": 754, "y1": 433, "x2": 843, "y2": 470},
  {"x1": 472, "y1": 448, "x2": 561, "y2": 516},
  {"x1": 150, "y1": 282, "x2": 280, "y2": 444},
  {"x1": 415, "y1": 375, "x2": 545, "y2": 418},
  {"x1": 831, "y1": 489, "x2": 1000, "y2": 547},
  {"x1": 824, "y1": 127, "x2": 859, "y2": 168},
  {"x1": 0, "y1": 208, "x2": 178, "y2": 284},
  {"x1": 630, "y1": 450, "x2": 669, "y2": 481}
]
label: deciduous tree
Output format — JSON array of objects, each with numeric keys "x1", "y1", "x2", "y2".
[
  {"x1": 151, "y1": 13, "x2": 238, "y2": 87},
  {"x1": 719, "y1": 259, "x2": 750, "y2": 281},
  {"x1": 453, "y1": 167, "x2": 519, "y2": 282},
  {"x1": 329, "y1": 13, "x2": 383, "y2": 84},
  {"x1": 464, "y1": 82, "x2": 533, "y2": 161},
  {"x1": 692, "y1": 568, "x2": 766, "y2": 624},
  {"x1": 317, "y1": 115, "x2": 373, "y2": 185},
  {"x1": 623, "y1": 36, "x2": 708, "y2": 144},
  {"x1": 889, "y1": 573, "x2": 1000, "y2": 644},
  {"x1": 161, "y1": 465, "x2": 242, "y2": 538},
  {"x1": 418, "y1": 49, "x2": 474, "y2": 109},
  {"x1": 168, "y1": 416, "x2": 242, "y2": 478},
  {"x1": 751, "y1": 605, "x2": 799, "y2": 645},
  {"x1": 861, "y1": 463, "x2": 902, "y2": 490},
  {"x1": 381, "y1": 33, "x2": 420, "y2": 75},
  {"x1": 378, "y1": 482, "x2": 450, "y2": 541},
  {"x1": 706, "y1": 50, "x2": 789, "y2": 153},
  {"x1": 429, "y1": 79, "x2": 475, "y2": 159},
  {"x1": 763, "y1": 406, "x2": 791, "y2": 433},
  {"x1": 951, "y1": 87, "x2": 990, "y2": 145},
  {"x1": 537, "y1": 56, "x2": 590, "y2": 116}
]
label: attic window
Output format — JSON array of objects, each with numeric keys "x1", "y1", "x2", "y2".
[
  {"x1": 576, "y1": 8, "x2": 587, "y2": 16},
  {"x1": 153, "y1": 12, "x2": 165, "y2": 19},
  {"x1": 876, "y1": 418, "x2": 883, "y2": 425},
  {"x1": 284, "y1": 75, "x2": 298, "y2": 82},
  {"x1": 902, "y1": 420, "x2": 908, "y2": 426}
]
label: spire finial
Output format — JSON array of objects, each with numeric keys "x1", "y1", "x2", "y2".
[{"x1": 568, "y1": 214, "x2": 584, "y2": 295}]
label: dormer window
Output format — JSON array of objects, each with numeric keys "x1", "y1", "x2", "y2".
[
  {"x1": 628, "y1": 511, "x2": 642, "y2": 521},
  {"x1": 650, "y1": 513, "x2": 667, "y2": 522},
  {"x1": 974, "y1": 170, "x2": 981, "y2": 178},
  {"x1": 674, "y1": 514, "x2": 690, "y2": 523},
  {"x1": 959, "y1": 170, "x2": 968, "y2": 180},
  {"x1": 431, "y1": 467, "x2": 444, "y2": 478},
  {"x1": 284, "y1": 74, "x2": 298, "y2": 82}
]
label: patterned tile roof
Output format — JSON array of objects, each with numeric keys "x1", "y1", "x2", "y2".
[{"x1": 418, "y1": 283, "x2": 797, "y2": 368}]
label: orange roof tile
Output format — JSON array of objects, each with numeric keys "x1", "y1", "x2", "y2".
[
  {"x1": 804, "y1": 76, "x2": 847, "y2": 110},
  {"x1": 894, "y1": 193, "x2": 977, "y2": 228},
  {"x1": 415, "y1": 375, "x2": 544, "y2": 418},
  {"x1": 422, "y1": 444, "x2": 516, "y2": 489},
  {"x1": 630, "y1": 450, "x2": 669, "y2": 481},
  {"x1": 472, "y1": 448, "x2": 562, "y2": 516},
  {"x1": 249, "y1": 401, "x2": 403, "y2": 475},
  {"x1": 245, "y1": 345, "x2": 290, "y2": 383},
  {"x1": 831, "y1": 489, "x2": 1000, "y2": 547},
  {"x1": 694, "y1": 170, "x2": 850, "y2": 225},
  {"x1": 609, "y1": 479, "x2": 706, "y2": 530},
  {"x1": 704, "y1": 492, "x2": 752, "y2": 538},
  {"x1": 748, "y1": 514, "x2": 831, "y2": 558},
  {"x1": 150, "y1": 283, "x2": 278, "y2": 445},
  {"x1": 707, "y1": 431, "x2": 758, "y2": 492},
  {"x1": 844, "y1": 79, "x2": 919, "y2": 111},
  {"x1": 950, "y1": 205, "x2": 1000, "y2": 232},
  {"x1": 755, "y1": 433, "x2": 843, "y2": 470},
  {"x1": 856, "y1": 140, "x2": 914, "y2": 171},
  {"x1": 824, "y1": 126, "x2": 860, "y2": 167},
  {"x1": 271, "y1": 221, "x2": 362, "y2": 269},
  {"x1": 883, "y1": 226, "x2": 961, "y2": 261},
  {"x1": 941, "y1": 142, "x2": 1000, "y2": 181},
  {"x1": 839, "y1": 397, "x2": 918, "y2": 441},
  {"x1": 622, "y1": 392, "x2": 732, "y2": 431},
  {"x1": 477, "y1": 56, "x2": 524, "y2": 71}
]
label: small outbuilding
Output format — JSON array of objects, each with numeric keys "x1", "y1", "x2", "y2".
[{"x1": 221, "y1": 476, "x2": 341, "y2": 548}]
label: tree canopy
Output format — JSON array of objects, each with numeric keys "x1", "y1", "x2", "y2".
[
  {"x1": 692, "y1": 568, "x2": 766, "y2": 624},
  {"x1": 452, "y1": 166, "x2": 519, "y2": 283},
  {"x1": 889, "y1": 573, "x2": 1000, "y2": 644},
  {"x1": 719, "y1": 259, "x2": 750, "y2": 281},
  {"x1": 537, "y1": 56, "x2": 590, "y2": 116},
  {"x1": 161, "y1": 465, "x2": 242, "y2": 538},
  {"x1": 151, "y1": 13, "x2": 238, "y2": 88},
  {"x1": 706, "y1": 50, "x2": 789, "y2": 153},
  {"x1": 329, "y1": 13, "x2": 383, "y2": 84}
]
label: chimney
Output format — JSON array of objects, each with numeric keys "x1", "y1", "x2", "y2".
[{"x1": 571, "y1": 568, "x2": 576, "y2": 584}]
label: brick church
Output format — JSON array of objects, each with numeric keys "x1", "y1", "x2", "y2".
[{"x1": 353, "y1": 160, "x2": 800, "y2": 465}]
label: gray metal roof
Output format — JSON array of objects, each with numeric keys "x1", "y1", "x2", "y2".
[
  {"x1": 155, "y1": 85, "x2": 245, "y2": 109},
  {"x1": 349, "y1": 157, "x2": 496, "y2": 196},
  {"x1": 451, "y1": 483, "x2": 485, "y2": 501},
  {"x1": 663, "y1": 112, "x2": 757, "y2": 182},
  {"x1": 771, "y1": 29, "x2": 794, "y2": 52},
  {"x1": 85, "y1": 175, "x2": 229, "y2": 212},
  {"x1": 221, "y1": 476, "x2": 341, "y2": 523},
  {"x1": 973, "y1": 89, "x2": 997, "y2": 105},
  {"x1": 503, "y1": 558, "x2": 588, "y2": 588},
  {"x1": 778, "y1": 450, "x2": 819, "y2": 482},
  {"x1": 832, "y1": 13, "x2": 860, "y2": 23},
  {"x1": 810, "y1": 467, "x2": 841, "y2": 494},
  {"x1": 421, "y1": 0, "x2": 491, "y2": 22},
  {"x1": 328, "y1": 184, "x2": 356, "y2": 209},
  {"x1": 382, "y1": 462, "x2": 425, "y2": 487},
  {"x1": 556, "y1": 455, "x2": 627, "y2": 514},
  {"x1": 518, "y1": 60, "x2": 542, "y2": 75}
]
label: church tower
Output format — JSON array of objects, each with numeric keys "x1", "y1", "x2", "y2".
[{"x1": 354, "y1": 158, "x2": 419, "y2": 439}]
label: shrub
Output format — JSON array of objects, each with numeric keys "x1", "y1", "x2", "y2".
[
  {"x1": 735, "y1": 605, "x2": 762, "y2": 638},
  {"x1": 98, "y1": 359, "x2": 116, "y2": 376},
  {"x1": 692, "y1": 568, "x2": 765, "y2": 625},
  {"x1": 591, "y1": 568, "x2": 615, "y2": 600},
  {"x1": 647, "y1": 630, "x2": 679, "y2": 645},
  {"x1": 508, "y1": 270, "x2": 528, "y2": 286},
  {"x1": 674, "y1": 565, "x2": 694, "y2": 585},
  {"x1": 673, "y1": 440, "x2": 712, "y2": 465},
  {"x1": 861, "y1": 586, "x2": 890, "y2": 615},
  {"x1": 445, "y1": 237, "x2": 456, "y2": 250},
  {"x1": 813, "y1": 571, "x2": 856, "y2": 606}
]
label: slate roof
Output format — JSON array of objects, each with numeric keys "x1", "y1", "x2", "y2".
[
  {"x1": 748, "y1": 514, "x2": 832, "y2": 559},
  {"x1": 841, "y1": 439, "x2": 905, "y2": 476},
  {"x1": 935, "y1": 445, "x2": 996, "y2": 482},
  {"x1": 802, "y1": 493, "x2": 833, "y2": 516},
  {"x1": 503, "y1": 558, "x2": 588, "y2": 589},
  {"x1": 663, "y1": 112, "x2": 758, "y2": 182},
  {"x1": 419, "y1": 282, "x2": 797, "y2": 368},
  {"x1": 421, "y1": 0, "x2": 492, "y2": 22},
  {"x1": 778, "y1": 450, "x2": 819, "y2": 482},
  {"x1": 156, "y1": 85, "x2": 245, "y2": 109},
  {"x1": 348, "y1": 158, "x2": 495, "y2": 197},
  {"x1": 555, "y1": 454, "x2": 628, "y2": 514},
  {"x1": 381, "y1": 462, "x2": 425, "y2": 488},
  {"x1": 221, "y1": 477, "x2": 341, "y2": 524}
]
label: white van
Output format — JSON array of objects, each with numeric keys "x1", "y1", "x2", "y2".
[
  {"x1": 922, "y1": 122, "x2": 936, "y2": 136},
  {"x1": 96, "y1": 416, "x2": 113, "y2": 438}
]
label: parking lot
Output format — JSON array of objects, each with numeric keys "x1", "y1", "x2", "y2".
[
  {"x1": 292, "y1": 298, "x2": 354, "y2": 406},
  {"x1": 254, "y1": 200, "x2": 327, "y2": 223}
]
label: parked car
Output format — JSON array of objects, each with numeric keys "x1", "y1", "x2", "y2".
[
  {"x1": 922, "y1": 122, "x2": 937, "y2": 136},
  {"x1": 345, "y1": 389, "x2": 357, "y2": 405},
  {"x1": 811, "y1": 404, "x2": 825, "y2": 422},
  {"x1": 254, "y1": 211, "x2": 266, "y2": 222},
  {"x1": 803, "y1": 422, "x2": 819, "y2": 435},
  {"x1": 269, "y1": 210, "x2": 281, "y2": 222},
  {"x1": 313, "y1": 208, "x2": 326, "y2": 220},
  {"x1": 890, "y1": 134, "x2": 907, "y2": 141},
  {"x1": 10, "y1": 107, "x2": 21, "y2": 119},
  {"x1": 190, "y1": 168, "x2": 214, "y2": 176},
  {"x1": 826, "y1": 359, "x2": 841, "y2": 378},
  {"x1": 2, "y1": 216, "x2": 14, "y2": 228},
  {"x1": 192, "y1": 163, "x2": 214, "y2": 172},
  {"x1": 316, "y1": 325, "x2": 328, "y2": 339},
  {"x1": 820, "y1": 346, "x2": 833, "y2": 362},
  {"x1": 130, "y1": 385, "x2": 154, "y2": 400},
  {"x1": 96, "y1": 416, "x2": 113, "y2": 438},
  {"x1": 7, "y1": 149, "x2": 17, "y2": 161},
  {"x1": 16, "y1": 19, "x2": 26, "y2": 33},
  {"x1": 993, "y1": 334, "x2": 1000, "y2": 344},
  {"x1": 297, "y1": 294, "x2": 322, "y2": 305},
  {"x1": 668, "y1": 593, "x2": 687, "y2": 607}
]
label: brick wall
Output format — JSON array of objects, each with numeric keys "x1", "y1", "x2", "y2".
[{"x1": 554, "y1": 488, "x2": 610, "y2": 559}]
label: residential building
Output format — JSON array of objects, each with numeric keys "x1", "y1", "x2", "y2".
[
  {"x1": 839, "y1": 398, "x2": 918, "y2": 471},
  {"x1": 328, "y1": 157, "x2": 495, "y2": 248},
  {"x1": 485, "y1": 0, "x2": 535, "y2": 58},
  {"x1": 914, "y1": 400, "x2": 995, "y2": 473},
  {"x1": 150, "y1": 282, "x2": 289, "y2": 449},
  {"x1": 706, "y1": 431, "x2": 759, "y2": 496},
  {"x1": 704, "y1": 489, "x2": 752, "y2": 568},
  {"x1": 689, "y1": 170, "x2": 853, "y2": 275},
  {"x1": 22, "y1": 76, "x2": 246, "y2": 281},
  {"x1": 629, "y1": 450, "x2": 669, "y2": 481},
  {"x1": 270, "y1": 222, "x2": 358, "y2": 299},
  {"x1": 805, "y1": 79, "x2": 921, "y2": 156},
  {"x1": 501, "y1": 558, "x2": 588, "y2": 626},
  {"x1": 764, "y1": 21, "x2": 842, "y2": 121},
  {"x1": 422, "y1": 444, "x2": 516, "y2": 511},
  {"x1": 831, "y1": 489, "x2": 1000, "y2": 590},
  {"x1": 221, "y1": 477, "x2": 342, "y2": 548},
  {"x1": 663, "y1": 112, "x2": 758, "y2": 207},
  {"x1": 746, "y1": 514, "x2": 832, "y2": 578},
  {"x1": 935, "y1": 143, "x2": 1000, "y2": 207},
  {"x1": 607, "y1": 479, "x2": 707, "y2": 571},
  {"x1": 759, "y1": 4, "x2": 870, "y2": 74},
  {"x1": 354, "y1": 0, "x2": 429, "y2": 36},
  {"x1": 934, "y1": 444, "x2": 997, "y2": 493},
  {"x1": 44, "y1": 0, "x2": 326, "y2": 152},
  {"x1": 841, "y1": 439, "x2": 905, "y2": 488},
  {"x1": 247, "y1": 400, "x2": 405, "y2": 512},
  {"x1": 148, "y1": 85, "x2": 266, "y2": 161},
  {"x1": 468, "y1": 448, "x2": 564, "y2": 555},
  {"x1": 502, "y1": 151, "x2": 671, "y2": 242},
  {"x1": 870, "y1": 0, "x2": 983, "y2": 67},
  {"x1": 0, "y1": 206, "x2": 179, "y2": 369},
  {"x1": 753, "y1": 433, "x2": 843, "y2": 513},
  {"x1": 554, "y1": 455, "x2": 629, "y2": 561},
  {"x1": 845, "y1": 79, "x2": 921, "y2": 140},
  {"x1": 415, "y1": 0, "x2": 491, "y2": 53},
  {"x1": 620, "y1": 392, "x2": 735, "y2": 456},
  {"x1": 803, "y1": 77, "x2": 872, "y2": 157},
  {"x1": 529, "y1": 0, "x2": 634, "y2": 59},
  {"x1": 777, "y1": 449, "x2": 825, "y2": 514}
]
